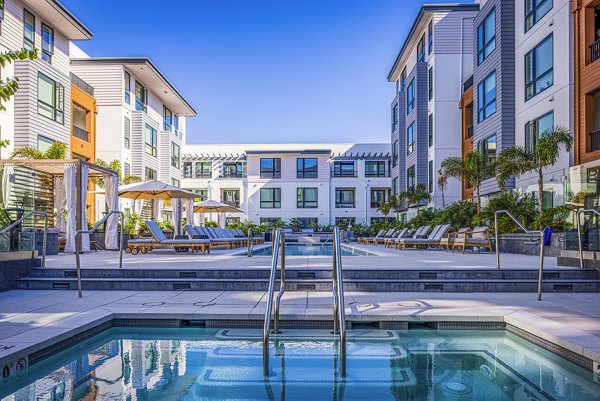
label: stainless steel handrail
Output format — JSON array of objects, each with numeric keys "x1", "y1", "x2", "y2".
[
  {"x1": 332, "y1": 226, "x2": 347, "y2": 377},
  {"x1": 0, "y1": 211, "x2": 48, "y2": 267},
  {"x1": 247, "y1": 227, "x2": 253, "y2": 257},
  {"x1": 263, "y1": 227, "x2": 286, "y2": 376},
  {"x1": 75, "y1": 210, "x2": 124, "y2": 298},
  {"x1": 322, "y1": 233, "x2": 334, "y2": 246},
  {"x1": 576, "y1": 208, "x2": 600, "y2": 270},
  {"x1": 494, "y1": 210, "x2": 544, "y2": 301}
]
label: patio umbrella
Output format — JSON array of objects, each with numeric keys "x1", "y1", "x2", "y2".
[
  {"x1": 119, "y1": 180, "x2": 199, "y2": 200},
  {"x1": 193, "y1": 200, "x2": 241, "y2": 228}
]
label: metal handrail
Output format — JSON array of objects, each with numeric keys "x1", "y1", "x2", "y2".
[
  {"x1": 247, "y1": 228, "x2": 253, "y2": 257},
  {"x1": 75, "y1": 210, "x2": 124, "y2": 298},
  {"x1": 332, "y1": 226, "x2": 347, "y2": 377},
  {"x1": 494, "y1": 210, "x2": 544, "y2": 301},
  {"x1": 322, "y1": 233, "x2": 334, "y2": 246},
  {"x1": 575, "y1": 208, "x2": 600, "y2": 270},
  {"x1": 263, "y1": 227, "x2": 286, "y2": 376},
  {"x1": 0, "y1": 211, "x2": 48, "y2": 267}
]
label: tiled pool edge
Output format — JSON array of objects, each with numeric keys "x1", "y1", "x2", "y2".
[{"x1": 1, "y1": 311, "x2": 598, "y2": 379}]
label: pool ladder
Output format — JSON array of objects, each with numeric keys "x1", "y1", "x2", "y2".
[{"x1": 263, "y1": 227, "x2": 347, "y2": 377}]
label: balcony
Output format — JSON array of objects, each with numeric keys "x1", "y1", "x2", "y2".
[
  {"x1": 589, "y1": 129, "x2": 600, "y2": 152},
  {"x1": 70, "y1": 73, "x2": 94, "y2": 97},
  {"x1": 72, "y1": 126, "x2": 89, "y2": 141},
  {"x1": 331, "y1": 170, "x2": 357, "y2": 178},
  {"x1": 220, "y1": 172, "x2": 246, "y2": 179},
  {"x1": 591, "y1": 39, "x2": 600, "y2": 63},
  {"x1": 466, "y1": 126, "x2": 473, "y2": 138},
  {"x1": 365, "y1": 171, "x2": 391, "y2": 178}
]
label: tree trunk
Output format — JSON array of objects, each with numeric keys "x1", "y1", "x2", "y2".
[
  {"x1": 441, "y1": 189, "x2": 445, "y2": 208},
  {"x1": 476, "y1": 185, "x2": 481, "y2": 213},
  {"x1": 538, "y1": 170, "x2": 545, "y2": 214}
]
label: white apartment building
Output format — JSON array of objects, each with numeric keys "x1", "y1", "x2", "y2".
[
  {"x1": 0, "y1": 0, "x2": 92, "y2": 158},
  {"x1": 181, "y1": 144, "x2": 392, "y2": 227}
]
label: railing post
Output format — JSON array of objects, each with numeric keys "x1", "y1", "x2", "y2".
[
  {"x1": 75, "y1": 232, "x2": 83, "y2": 298},
  {"x1": 119, "y1": 213, "x2": 124, "y2": 269},
  {"x1": 495, "y1": 211, "x2": 500, "y2": 269},
  {"x1": 537, "y1": 232, "x2": 545, "y2": 301},
  {"x1": 41, "y1": 213, "x2": 47, "y2": 268},
  {"x1": 577, "y1": 210, "x2": 584, "y2": 270},
  {"x1": 247, "y1": 228, "x2": 252, "y2": 257}
]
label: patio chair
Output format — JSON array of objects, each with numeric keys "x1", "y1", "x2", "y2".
[
  {"x1": 395, "y1": 226, "x2": 431, "y2": 250},
  {"x1": 366, "y1": 229, "x2": 394, "y2": 245},
  {"x1": 452, "y1": 226, "x2": 492, "y2": 253},
  {"x1": 383, "y1": 228, "x2": 410, "y2": 248},
  {"x1": 398, "y1": 224, "x2": 451, "y2": 250},
  {"x1": 196, "y1": 226, "x2": 239, "y2": 249},
  {"x1": 234, "y1": 228, "x2": 264, "y2": 244},
  {"x1": 358, "y1": 230, "x2": 384, "y2": 244},
  {"x1": 439, "y1": 227, "x2": 470, "y2": 251},
  {"x1": 373, "y1": 229, "x2": 397, "y2": 245},
  {"x1": 125, "y1": 221, "x2": 210, "y2": 255}
]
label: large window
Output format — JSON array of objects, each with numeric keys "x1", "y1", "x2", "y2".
[
  {"x1": 260, "y1": 158, "x2": 281, "y2": 179},
  {"x1": 525, "y1": 35, "x2": 553, "y2": 101},
  {"x1": 297, "y1": 158, "x2": 318, "y2": 178},
  {"x1": 260, "y1": 188, "x2": 281, "y2": 208},
  {"x1": 392, "y1": 103, "x2": 398, "y2": 132},
  {"x1": 480, "y1": 135, "x2": 497, "y2": 169},
  {"x1": 195, "y1": 162, "x2": 212, "y2": 178},
  {"x1": 124, "y1": 71, "x2": 131, "y2": 103},
  {"x1": 124, "y1": 162, "x2": 131, "y2": 178},
  {"x1": 297, "y1": 187, "x2": 318, "y2": 208},
  {"x1": 163, "y1": 106, "x2": 173, "y2": 131},
  {"x1": 260, "y1": 217, "x2": 282, "y2": 226},
  {"x1": 145, "y1": 167, "x2": 157, "y2": 181},
  {"x1": 417, "y1": 34, "x2": 425, "y2": 62},
  {"x1": 23, "y1": 10, "x2": 34, "y2": 51},
  {"x1": 392, "y1": 177, "x2": 398, "y2": 195},
  {"x1": 222, "y1": 162, "x2": 245, "y2": 178},
  {"x1": 335, "y1": 217, "x2": 356, "y2": 226},
  {"x1": 477, "y1": 71, "x2": 497, "y2": 122},
  {"x1": 406, "y1": 123, "x2": 415, "y2": 155},
  {"x1": 222, "y1": 189, "x2": 240, "y2": 207},
  {"x1": 183, "y1": 162, "x2": 193, "y2": 178},
  {"x1": 335, "y1": 188, "x2": 355, "y2": 208},
  {"x1": 365, "y1": 161, "x2": 387, "y2": 177},
  {"x1": 173, "y1": 115, "x2": 180, "y2": 135},
  {"x1": 392, "y1": 140, "x2": 398, "y2": 167},
  {"x1": 428, "y1": 20, "x2": 433, "y2": 54},
  {"x1": 298, "y1": 218, "x2": 318, "y2": 229},
  {"x1": 124, "y1": 117, "x2": 130, "y2": 149},
  {"x1": 370, "y1": 188, "x2": 387, "y2": 208},
  {"x1": 428, "y1": 67, "x2": 433, "y2": 100},
  {"x1": 525, "y1": 111, "x2": 554, "y2": 153},
  {"x1": 171, "y1": 142, "x2": 180, "y2": 168},
  {"x1": 333, "y1": 161, "x2": 355, "y2": 177},
  {"x1": 135, "y1": 81, "x2": 147, "y2": 112},
  {"x1": 428, "y1": 160, "x2": 434, "y2": 193},
  {"x1": 428, "y1": 113, "x2": 433, "y2": 147},
  {"x1": 37, "y1": 135, "x2": 54, "y2": 152},
  {"x1": 144, "y1": 124, "x2": 157, "y2": 157},
  {"x1": 171, "y1": 178, "x2": 180, "y2": 187},
  {"x1": 477, "y1": 9, "x2": 496, "y2": 65},
  {"x1": 407, "y1": 165, "x2": 416, "y2": 190},
  {"x1": 525, "y1": 0, "x2": 552, "y2": 32},
  {"x1": 37, "y1": 73, "x2": 64, "y2": 124},
  {"x1": 406, "y1": 79, "x2": 415, "y2": 113},
  {"x1": 41, "y1": 24, "x2": 54, "y2": 63},
  {"x1": 400, "y1": 68, "x2": 407, "y2": 91}
]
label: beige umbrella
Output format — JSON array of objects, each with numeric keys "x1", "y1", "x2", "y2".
[
  {"x1": 193, "y1": 199, "x2": 242, "y2": 213},
  {"x1": 119, "y1": 180, "x2": 200, "y2": 200}
]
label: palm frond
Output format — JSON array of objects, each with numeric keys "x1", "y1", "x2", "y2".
[{"x1": 10, "y1": 146, "x2": 42, "y2": 159}]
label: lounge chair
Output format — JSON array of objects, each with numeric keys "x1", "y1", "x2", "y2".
[
  {"x1": 398, "y1": 224, "x2": 451, "y2": 250},
  {"x1": 195, "y1": 226, "x2": 239, "y2": 249},
  {"x1": 395, "y1": 226, "x2": 431, "y2": 250},
  {"x1": 366, "y1": 229, "x2": 394, "y2": 245},
  {"x1": 125, "y1": 221, "x2": 210, "y2": 255},
  {"x1": 439, "y1": 227, "x2": 470, "y2": 251},
  {"x1": 384, "y1": 228, "x2": 410, "y2": 248},
  {"x1": 373, "y1": 229, "x2": 397, "y2": 245},
  {"x1": 452, "y1": 226, "x2": 492, "y2": 253},
  {"x1": 358, "y1": 230, "x2": 384, "y2": 244}
]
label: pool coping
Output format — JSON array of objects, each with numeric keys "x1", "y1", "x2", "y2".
[{"x1": 232, "y1": 243, "x2": 382, "y2": 257}]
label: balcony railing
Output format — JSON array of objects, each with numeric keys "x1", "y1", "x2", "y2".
[
  {"x1": 72, "y1": 126, "x2": 89, "y2": 141},
  {"x1": 70, "y1": 73, "x2": 94, "y2": 97},
  {"x1": 589, "y1": 129, "x2": 600, "y2": 152},
  {"x1": 591, "y1": 39, "x2": 600, "y2": 63},
  {"x1": 466, "y1": 126, "x2": 473, "y2": 138},
  {"x1": 220, "y1": 172, "x2": 246, "y2": 179},
  {"x1": 365, "y1": 171, "x2": 391, "y2": 178},
  {"x1": 335, "y1": 203, "x2": 355, "y2": 209},
  {"x1": 331, "y1": 170, "x2": 358, "y2": 178}
]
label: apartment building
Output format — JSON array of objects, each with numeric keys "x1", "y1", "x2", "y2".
[
  {"x1": 388, "y1": 4, "x2": 479, "y2": 217},
  {"x1": 181, "y1": 144, "x2": 392, "y2": 227}
]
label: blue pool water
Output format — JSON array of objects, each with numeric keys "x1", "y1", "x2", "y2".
[
  {"x1": 1, "y1": 327, "x2": 599, "y2": 400},
  {"x1": 248, "y1": 244, "x2": 373, "y2": 256}
]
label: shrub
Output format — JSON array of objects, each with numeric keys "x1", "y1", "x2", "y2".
[
  {"x1": 473, "y1": 191, "x2": 536, "y2": 233},
  {"x1": 204, "y1": 221, "x2": 218, "y2": 228}
]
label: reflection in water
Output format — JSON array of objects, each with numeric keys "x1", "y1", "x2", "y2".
[{"x1": 1, "y1": 329, "x2": 599, "y2": 401}]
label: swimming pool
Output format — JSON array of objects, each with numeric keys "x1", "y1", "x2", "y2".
[
  {"x1": 247, "y1": 243, "x2": 374, "y2": 256},
  {"x1": 1, "y1": 327, "x2": 598, "y2": 400}
]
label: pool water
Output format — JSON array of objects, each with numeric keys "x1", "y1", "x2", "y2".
[
  {"x1": 1, "y1": 328, "x2": 599, "y2": 400},
  {"x1": 250, "y1": 244, "x2": 372, "y2": 256}
]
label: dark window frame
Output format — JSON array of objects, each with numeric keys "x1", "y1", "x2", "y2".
[
  {"x1": 479, "y1": 134, "x2": 497, "y2": 171},
  {"x1": 392, "y1": 140, "x2": 398, "y2": 167},
  {"x1": 477, "y1": 71, "x2": 497, "y2": 123},
  {"x1": 171, "y1": 141, "x2": 180, "y2": 168},
  {"x1": 23, "y1": 9, "x2": 34, "y2": 51},
  {"x1": 391, "y1": 103, "x2": 398, "y2": 132},
  {"x1": 407, "y1": 165, "x2": 416, "y2": 190},
  {"x1": 370, "y1": 188, "x2": 387, "y2": 208},
  {"x1": 407, "y1": 123, "x2": 415, "y2": 155},
  {"x1": 183, "y1": 162, "x2": 193, "y2": 178},
  {"x1": 333, "y1": 161, "x2": 356, "y2": 177},
  {"x1": 221, "y1": 189, "x2": 240, "y2": 207},
  {"x1": 428, "y1": 20, "x2": 433, "y2": 54},
  {"x1": 222, "y1": 162, "x2": 245, "y2": 178},
  {"x1": 365, "y1": 161, "x2": 387, "y2": 177},
  {"x1": 428, "y1": 113, "x2": 433, "y2": 147},
  {"x1": 417, "y1": 34, "x2": 425, "y2": 62},
  {"x1": 41, "y1": 23, "x2": 54, "y2": 63},
  {"x1": 124, "y1": 116, "x2": 131, "y2": 149},
  {"x1": 145, "y1": 167, "x2": 157, "y2": 181},
  {"x1": 135, "y1": 81, "x2": 148, "y2": 112},
  {"x1": 195, "y1": 162, "x2": 212, "y2": 178},
  {"x1": 428, "y1": 160, "x2": 434, "y2": 193},
  {"x1": 163, "y1": 105, "x2": 173, "y2": 131},
  {"x1": 335, "y1": 188, "x2": 356, "y2": 209},
  {"x1": 406, "y1": 79, "x2": 415, "y2": 113},
  {"x1": 144, "y1": 123, "x2": 157, "y2": 157},
  {"x1": 297, "y1": 158, "x2": 318, "y2": 179},
  {"x1": 525, "y1": 34, "x2": 554, "y2": 101},
  {"x1": 124, "y1": 71, "x2": 131, "y2": 103},
  {"x1": 525, "y1": 111, "x2": 554, "y2": 153},
  {"x1": 477, "y1": 8, "x2": 496, "y2": 65},
  {"x1": 260, "y1": 188, "x2": 281, "y2": 209},
  {"x1": 428, "y1": 67, "x2": 433, "y2": 100},
  {"x1": 525, "y1": 0, "x2": 552, "y2": 32},
  {"x1": 297, "y1": 187, "x2": 318, "y2": 208},
  {"x1": 37, "y1": 72, "x2": 64, "y2": 124},
  {"x1": 260, "y1": 158, "x2": 281, "y2": 179}
]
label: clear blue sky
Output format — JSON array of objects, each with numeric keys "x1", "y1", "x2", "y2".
[{"x1": 62, "y1": 0, "x2": 466, "y2": 144}]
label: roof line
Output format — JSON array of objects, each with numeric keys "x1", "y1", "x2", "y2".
[{"x1": 50, "y1": 0, "x2": 93, "y2": 39}]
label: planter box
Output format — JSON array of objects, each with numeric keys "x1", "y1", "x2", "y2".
[{"x1": 497, "y1": 232, "x2": 563, "y2": 257}]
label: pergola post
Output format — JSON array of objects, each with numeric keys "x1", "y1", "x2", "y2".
[{"x1": 76, "y1": 161, "x2": 82, "y2": 254}]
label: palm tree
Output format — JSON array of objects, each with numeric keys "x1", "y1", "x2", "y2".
[
  {"x1": 495, "y1": 126, "x2": 573, "y2": 213},
  {"x1": 388, "y1": 193, "x2": 407, "y2": 221},
  {"x1": 437, "y1": 168, "x2": 448, "y2": 208},
  {"x1": 376, "y1": 200, "x2": 393, "y2": 223},
  {"x1": 441, "y1": 150, "x2": 493, "y2": 213},
  {"x1": 405, "y1": 183, "x2": 431, "y2": 215},
  {"x1": 95, "y1": 159, "x2": 143, "y2": 187},
  {"x1": 10, "y1": 141, "x2": 67, "y2": 160}
]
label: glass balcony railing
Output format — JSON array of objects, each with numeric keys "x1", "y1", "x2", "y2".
[{"x1": 72, "y1": 126, "x2": 89, "y2": 141}]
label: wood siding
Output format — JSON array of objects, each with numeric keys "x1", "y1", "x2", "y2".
[{"x1": 460, "y1": 86, "x2": 474, "y2": 201}]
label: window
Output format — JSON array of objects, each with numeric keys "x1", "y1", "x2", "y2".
[
  {"x1": 37, "y1": 135, "x2": 54, "y2": 153},
  {"x1": 260, "y1": 217, "x2": 282, "y2": 226},
  {"x1": 226, "y1": 217, "x2": 241, "y2": 226},
  {"x1": 477, "y1": 71, "x2": 497, "y2": 122},
  {"x1": 297, "y1": 187, "x2": 318, "y2": 208},
  {"x1": 406, "y1": 123, "x2": 415, "y2": 155},
  {"x1": 428, "y1": 160, "x2": 433, "y2": 193},
  {"x1": 195, "y1": 162, "x2": 212, "y2": 178},
  {"x1": 428, "y1": 113, "x2": 433, "y2": 147},
  {"x1": 222, "y1": 189, "x2": 240, "y2": 207},
  {"x1": 135, "y1": 81, "x2": 147, "y2": 112},
  {"x1": 23, "y1": 10, "x2": 34, "y2": 51},
  {"x1": 163, "y1": 106, "x2": 173, "y2": 131},
  {"x1": 406, "y1": 79, "x2": 415, "y2": 113},
  {"x1": 525, "y1": 111, "x2": 554, "y2": 153},
  {"x1": 370, "y1": 189, "x2": 387, "y2": 208},
  {"x1": 37, "y1": 73, "x2": 64, "y2": 124},
  {"x1": 428, "y1": 20, "x2": 433, "y2": 53},
  {"x1": 183, "y1": 162, "x2": 193, "y2": 178},
  {"x1": 173, "y1": 115, "x2": 179, "y2": 135},
  {"x1": 124, "y1": 117, "x2": 131, "y2": 149},
  {"x1": 391, "y1": 103, "x2": 398, "y2": 132},
  {"x1": 298, "y1": 218, "x2": 318, "y2": 229},
  {"x1": 260, "y1": 158, "x2": 281, "y2": 179},
  {"x1": 417, "y1": 34, "x2": 425, "y2": 62},
  {"x1": 479, "y1": 135, "x2": 497, "y2": 169},
  {"x1": 195, "y1": 189, "x2": 208, "y2": 200},
  {"x1": 335, "y1": 188, "x2": 355, "y2": 208},
  {"x1": 525, "y1": 35, "x2": 553, "y2": 101},
  {"x1": 260, "y1": 188, "x2": 281, "y2": 208},
  {"x1": 392, "y1": 140, "x2": 398, "y2": 167},
  {"x1": 297, "y1": 158, "x2": 318, "y2": 178},
  {"x1": 400, "y1": 68, "x2": 407, "y2": 91},
  {"x1": 525, "y1": 0, "x2": 552, "y2": 32},
  {"x1": 392, "y1": 177, "x2": 398, "y2": 195},
  {"x1": 144, "y1": 124, "x2": 157, "y2": 157},
  {"x1": 335, "y1": 217, "x2": 355, "y2": 226},
  {"x1": 365, "y1": 161, "x2": 387, "y2": 177},
  {"x1": 407, "y1": 165, "x2": 416, "y2": 189},
  {"x1": 124, "y1": 162, "x2": 131, "y2": 178},
  {"x1": 124, "y1": 71, "x2": 131, "y2": 103},
  {"x1": 41, "y1": 24, "x2": 54, "y2": 63},
  {"x1": 222, "y1": 162, "x2": 245, "y2": 178},
  {"x1": 477, "y1": 9, "x2": 496, "y2": 65},
  {"x1": 0, "y1": 1, "x2": 4, "y2": 20},
  {"x1": 171, "y1": 142, "x2": 180, "y2": 168},
  {"x1": 171, "y1": 178, "x2": 180, "y2": 187},
  {"x1": 371, "y1": 217, "x2": 386, "y2": 225},
  {"x1": 428, "y1": 67, "x2": 433, "y2": 100},
  {"x1": 145, "y1": 167, "x2": 157, "y2": 181},
  {"x1": 333, "y1": 161, "x2": 355, "y2": 177}
]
